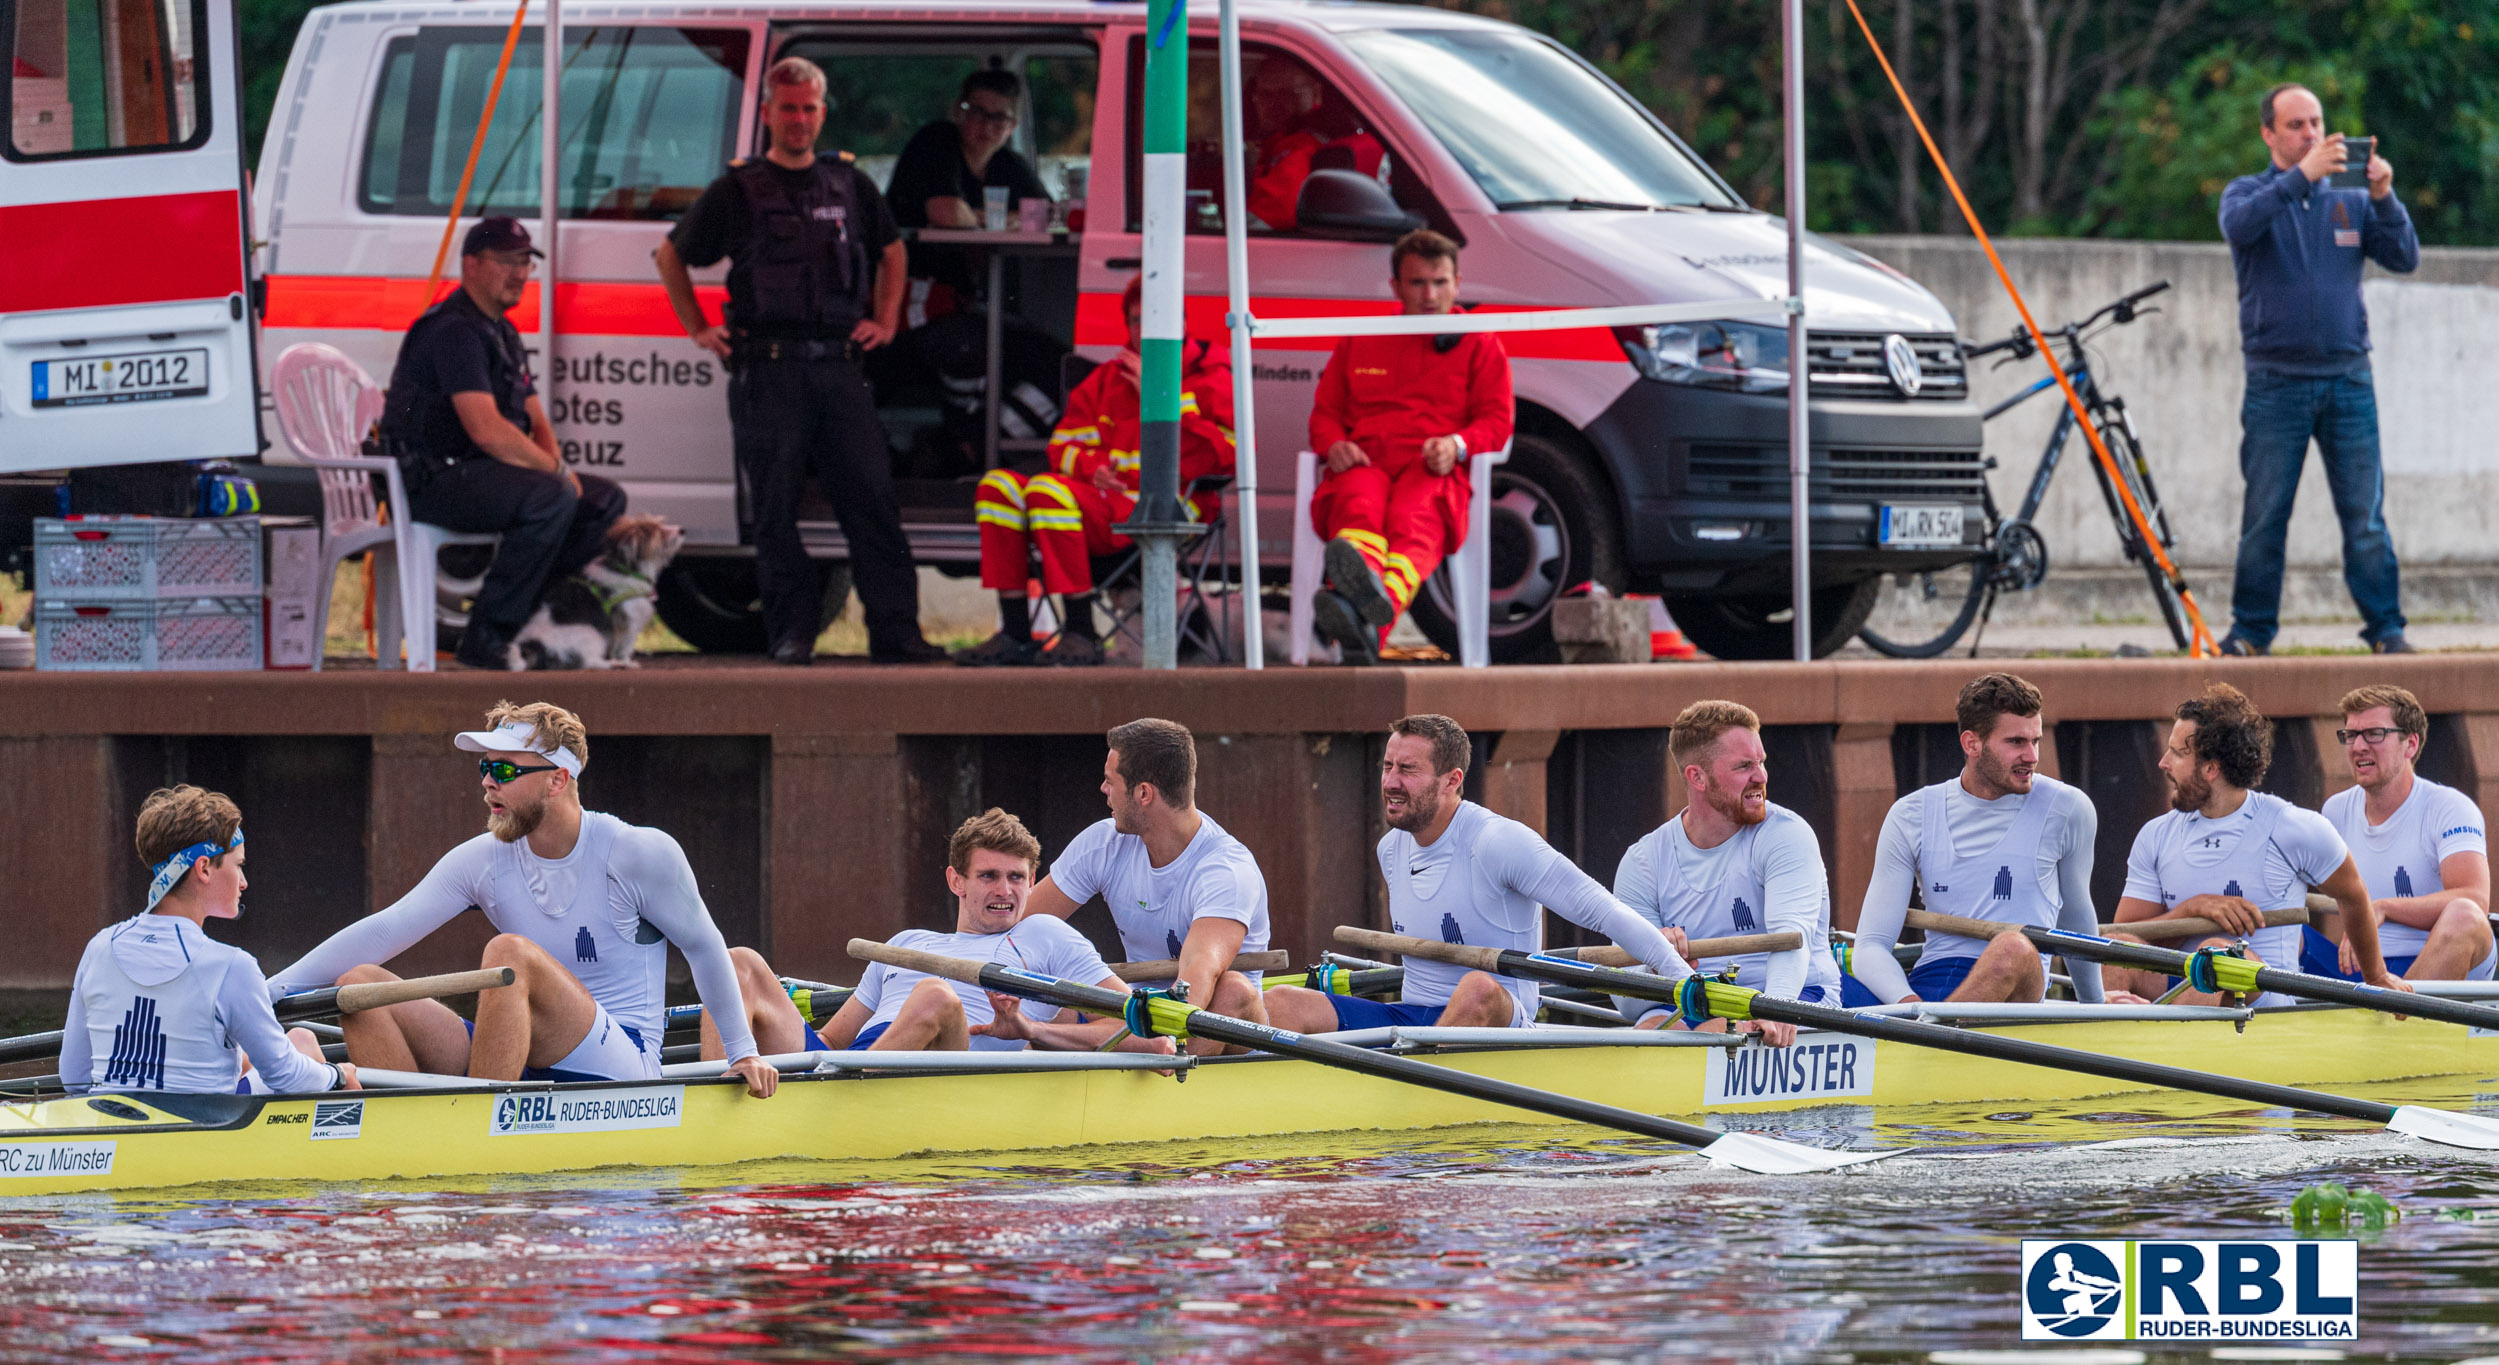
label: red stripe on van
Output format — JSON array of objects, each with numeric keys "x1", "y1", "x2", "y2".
[
  {"x1": 266, "y1": 275, "x2": 1625, "y2": 363},
  {"x1": 1073, "y1": 291, "x2": 1626, "y2": 363},
  {"x1": 0, "y1": 191, "x2": 243, "y2": 313}
]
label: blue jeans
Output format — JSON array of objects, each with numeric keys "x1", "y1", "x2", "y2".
[{"x1": 2231, "y1": 367, "x2": 2405, "y2": 646}]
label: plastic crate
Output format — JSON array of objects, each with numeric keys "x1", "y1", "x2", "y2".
[
  {"x1": 35, "y1": 596, "x2": 266, "y2": 671},
  {"x1": 33, "y1": 516, "x2": 262, "y2": 599}
]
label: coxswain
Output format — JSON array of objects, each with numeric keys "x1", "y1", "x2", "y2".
[
  {"x1": 2100, "y1": 683, "x2": 2407, "y2": 1005},
  {"x1": 807, "y1": 808, "x2": 1177, "y2": 1055},
  {"x1": 1843, "y1": 674, "x2": 2134, "y2": 1006},
  {"x1": 61, "y1": 786, "x2": 355, "y2": 1095},
  {"x1": 1604, "y1": 701, "x2": 1839, "y2": 1043},
  {"x1": 1259, "y1": 714, "x2": 1697, "y2": 1035},
  {"x1": 1020, "y1": 718, "x2": 1272, "y2": 1055},
  {"x1": 270, "y1": 701, "x2": 779, "y2": 1097},
  {"x1": 2303, "y1": 684, "x2": 2492, "y2": 980}
]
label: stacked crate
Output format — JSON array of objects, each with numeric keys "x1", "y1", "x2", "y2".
[{"x1": 33, "y1": 517, "x2": 265, "y2": 670}]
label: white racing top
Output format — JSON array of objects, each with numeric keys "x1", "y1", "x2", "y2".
[
  {"x1": 1048, "y1": 813, "x2": 1272, "y2": 967},
  {"x1": 2324, "y1": 775, "x2": 2489, "y2": 963},
  {"x1": 1609, "y1": 802, "x2": 1842, "y2": 1020},
  {"x1": 2124, "y1": 791, "x2": 2349, "y2": 998},
  {"x1": 1385, "y1": 800, "x2": 1692, "y2": 1023},
  {"x1": 852, "y1": 917, "x2": 1115, "y2": 1050},
  {"x1": 271, "y1": 811, "x2": 759, "y2": 1063},
  {"x1": 1853, "y1": 775, "x2": 2106, "y2": 1004},
  {"x1": 63, "y1": 914, "x2": 343, "y2": 1095}
]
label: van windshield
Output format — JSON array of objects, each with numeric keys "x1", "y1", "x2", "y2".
[{"x1": 1339, "y1": 28, "x2": 1737, "y2": 212}]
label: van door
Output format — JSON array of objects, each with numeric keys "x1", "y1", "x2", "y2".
[{"x1": 0, "y1": 0, "x2": 256, "y2": 471}]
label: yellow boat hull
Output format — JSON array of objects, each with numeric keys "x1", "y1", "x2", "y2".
[{"x1": 5, "y1": 1007, "x2": 2495, "y2": 1196}]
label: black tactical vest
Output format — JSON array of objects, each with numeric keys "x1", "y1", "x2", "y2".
[{"x1": 726, "y1": 153, "x2": 872, "y2": 337}]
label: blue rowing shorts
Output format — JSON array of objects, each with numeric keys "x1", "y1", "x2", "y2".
[{"x1": 1324, "y1": 995, "x2": 1444, "y2": 1031}]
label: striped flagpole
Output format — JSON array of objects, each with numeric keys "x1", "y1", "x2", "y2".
[{"x1": 1126, "y1": 0, "x2": 1193, "y2": 669}]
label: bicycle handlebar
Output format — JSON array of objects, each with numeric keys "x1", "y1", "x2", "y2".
[{"x1": 1959, "y1": 279, "x2": 2170, "y2": 361}]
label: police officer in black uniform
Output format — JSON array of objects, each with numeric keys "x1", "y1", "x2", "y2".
[
  {"x1": 657, "y1": 55, "x2": 945, "y2": 664},
  {"x1": 381, "y1": 216, "x2": 625, "y2": 669}
]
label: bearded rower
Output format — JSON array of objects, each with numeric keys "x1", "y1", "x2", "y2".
[
  {"x1": 62, "y1": 785, "x2": 355, "y2": 1096},
  {"x1": 1020, "y1": 718, "x2": 1272, "y2": 1056},
  {"x1": 807, "y1": 809, "x2": 1179, "y2": 1054},
  {"x1": 270, "y1": 701, "x2": 778, "y2": 1097},
  {"x1": 1601, "y1": 701, "x2": 1834, "y2": 1046},
  {"x1": 1261, "y1": 714, "x2": 1695, "y2": 1034},
  {"x1": 2303, "y1": 684, "x2": 2493, "y2": 981},
  {"x1": 1843, "y1": 674, "x2": 2128, "y2": 1007},
  {"x1": 2100, "y1": 683, "x2": 2405, "y2": 1006}
]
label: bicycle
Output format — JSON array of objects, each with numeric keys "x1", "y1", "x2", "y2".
[{"x1": 1858, "y1": 280, "x2": 2189, "y2": 658}]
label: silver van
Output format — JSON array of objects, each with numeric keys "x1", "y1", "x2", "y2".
[{"x1": 247, "y1": 0, "x2": 1981, "y2": 660}]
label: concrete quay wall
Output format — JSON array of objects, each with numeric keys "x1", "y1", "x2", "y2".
[{"x1": 4, "y1": 657, "x2": 2494, "y2": 990}]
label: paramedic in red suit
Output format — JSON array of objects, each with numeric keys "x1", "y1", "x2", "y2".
[
  {"x1": 1308, "y1": 229, "x2": 1513, "y2": 664},
  {"x1": 958, "y1": 275, "x2": 1237, "y2": 667},
  {"x1": 1245, "y1": 58, "x2": 1385, "y2": 232}
]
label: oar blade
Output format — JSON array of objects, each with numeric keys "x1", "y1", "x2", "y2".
[
  {"x1": 1699, "y1": 1130, "x2": 1901, "y2": 1175},
  {"x1": 2386, "y1": 1105, "x2": 2499, "y2": 1152}
]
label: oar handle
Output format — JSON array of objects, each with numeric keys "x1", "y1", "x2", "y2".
[
  {"x1": 1111, "y1": 950, "x2": 1291, "y2": 981},
  {"x1": 1335, "y1": 926, "x2": 1797, "y2": 971},
  {"x1": 329, "y1": 967, "x2": 516, "y2": 1015},
  {"x1": 1904, "y1": 906, "x2": 2309, "y2": 944},
  {"x1": 849, "y1": 938, "x2": 991, "y2": 987}
]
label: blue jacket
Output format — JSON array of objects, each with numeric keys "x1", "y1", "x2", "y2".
[{"x1": 2218, "y1": 164, "x2": 2418, "y2": 376}]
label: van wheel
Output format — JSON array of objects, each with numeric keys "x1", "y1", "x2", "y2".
[
  {"x1": 656, "y1": 559, "x2": 853, "y2": 654},
  {"x1": 1663, "y1": 578, "x2": 1882, "y2": 661},
  {"x1": 1407, "y1": 433, "x2": 1621, "y2": 664}
]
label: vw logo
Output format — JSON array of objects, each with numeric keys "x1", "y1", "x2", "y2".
[{"x1": 1882, "y1": 333, "x2": 1924, "y2": 397}]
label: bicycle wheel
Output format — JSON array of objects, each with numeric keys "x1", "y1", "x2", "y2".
[
  {"x1": 1858, "y1": 557, "x2": 1994, "y2": 657},
  {"x1": 2101, "y1": 422, "x2": 2191, "y2": 651}
]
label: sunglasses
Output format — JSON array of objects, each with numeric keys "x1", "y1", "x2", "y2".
[
  {"x1": 2334, "y1": 726, "x2": 2410, "y2": 746},
  {"x1": 479, "y1": 757, "x2": 562, "y2": 784}
]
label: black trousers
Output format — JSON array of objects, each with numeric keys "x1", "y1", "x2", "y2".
[
  {"x1": 730, "y1": 353, "x2": 920, "y2": 647},
  {"x1": 407, "y1": 460, "x2": 626, "y2": 640}
]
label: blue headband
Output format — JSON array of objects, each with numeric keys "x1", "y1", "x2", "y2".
[{"x1": 146, "y1": 829, "x2": 243, "y2": 911}]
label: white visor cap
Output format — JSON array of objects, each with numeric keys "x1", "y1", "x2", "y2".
[{"x1": 453, "y1": 720, "x2": 585, "y2": 777}]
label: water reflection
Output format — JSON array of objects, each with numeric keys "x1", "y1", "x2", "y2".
[{"x1": 1, "y1": 1110, "x2": 2495, "y2": 1362}]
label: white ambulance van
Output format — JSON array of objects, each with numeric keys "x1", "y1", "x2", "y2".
[{"x1": 17, "y1": 0, "x2": 1985, "y2": 660}]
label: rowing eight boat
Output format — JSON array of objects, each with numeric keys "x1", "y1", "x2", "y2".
[{"x1": 3, "y1": 1003, "x2": 2493, "y2": 1196}]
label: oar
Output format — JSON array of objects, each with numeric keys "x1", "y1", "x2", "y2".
[
  {"x1": 1110, "y1": 950, "x2": 1290, "y2": 981},
  {"x1": 846, "y1": 938, "x2": 1891, "y2": 1175},
  {"x1": 1272, "y1": 933, "x2": 1800, "y2": 996},
  {"x1": 1904, "y1": 906, "x2": 2310, "y2": 945},
  {"x1": 0, "y1": 967, "x2": 516, "y2": 1066},
  {"x1": 2021, "y1": 928, "x2": 2499, "y2": 1029},
  {"x1": 1337, "y1": 927, "x2": 2499, "y2": 1153}
]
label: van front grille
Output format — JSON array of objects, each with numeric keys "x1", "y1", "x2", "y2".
[
  {"x1": 1806, "y1": 332, "x2": 1967, "y2": 401},
  {"x1": 1682, "y1": 445, "x2": 1986, "y2": 502}
]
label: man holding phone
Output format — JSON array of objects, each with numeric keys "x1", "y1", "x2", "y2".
[{"x1": 2216, "y1": 83, "x2": 2419, "y2": 657}]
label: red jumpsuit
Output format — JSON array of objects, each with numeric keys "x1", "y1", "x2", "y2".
[
  {"x1": 978, "y1": 338, "x2": 1235, "y2": 595},
  {"x1": 1308, "y1": 330, "x2": 1514, "y2": 617}
]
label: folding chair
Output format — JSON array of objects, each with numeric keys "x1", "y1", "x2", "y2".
[
  {"x1": 268, "y1": 343, "x2": 498, "y2": 672},
  {"x1": 1288, "y1": 444, "x2": 1508, "y2": 667},
  {"x1": 1069, "y1": 475, "x2": 1237, "y2": 663}
]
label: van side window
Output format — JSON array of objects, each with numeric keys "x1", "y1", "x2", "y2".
[
  {"x1": 357, "y1": 26, "x2": 748, "y2": 220},
  {"x1": 1124, "y1": 40, "x2": 1410, "y2": 236},
  {"x1": 768, "y1": 44, "x2": 1095, "y2": 202},
  {"x1": 5, "y1": 0, "x2": 208, "y2": 160}
]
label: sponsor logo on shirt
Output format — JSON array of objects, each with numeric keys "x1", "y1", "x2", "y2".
[{"x1": 2443, "y1": 825, "x2": 2483, "y2": 839}]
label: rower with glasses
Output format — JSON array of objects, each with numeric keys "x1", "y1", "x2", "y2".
[
  {"x1": 268, "y1": 701, "x2": 780, "y2": 1097},
  {"x1": 2302, "y1": 685, "x2": 2493, "y2": 982}
]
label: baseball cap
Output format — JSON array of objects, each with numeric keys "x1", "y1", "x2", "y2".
[{"x1": 462, "y1": 216, "x2": 543, "y2": 258}]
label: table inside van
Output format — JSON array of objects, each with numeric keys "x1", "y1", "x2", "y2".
[{"x1": 908, "y1": 228, "x2": 1083, "y2": 471}]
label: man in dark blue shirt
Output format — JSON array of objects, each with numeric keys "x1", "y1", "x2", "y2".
[
  {"x1": 380, "y1": 217, "x2": 625, "y2": 669},
  {"x1": 2216, "y1": 83, "x2": 2419, "y2": 655}
]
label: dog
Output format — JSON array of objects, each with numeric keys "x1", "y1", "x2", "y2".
[{"x1": 514, "y1": 515, "x2": 683, "y2": 669}]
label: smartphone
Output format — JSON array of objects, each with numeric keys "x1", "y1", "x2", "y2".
[{"x1": 2327, "y1": 136, "x2": 2376, "y2": 190}]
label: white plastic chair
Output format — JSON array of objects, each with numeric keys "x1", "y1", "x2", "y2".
[
  {"x1": 1289, "y1": 444, "x2": 1507, "y2": 668},
  {"x1": 269, "y1": 343, "x2": 497, "y2": 672}
]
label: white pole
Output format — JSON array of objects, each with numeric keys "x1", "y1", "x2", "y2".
[
  {"x1": 1783, "y1": 0, "x2": 1812, "y2": 663},
  {"x1": 1218, "y1": 0, "x2": 1263, "y2": 668},
  {"x1": 538, "y1": 0, "x2": 559, "y2": 402}
]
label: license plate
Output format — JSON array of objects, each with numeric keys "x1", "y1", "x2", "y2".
[
  {"x1": 1877, "y1": 503, "x2": 1964, "y2": 548},
  {"x1": 31, "y1": 347, "x2": 209, "y2": 409}
]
